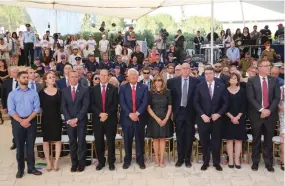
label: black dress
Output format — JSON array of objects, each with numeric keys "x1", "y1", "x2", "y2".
[
  {"x1": 146, "y1": 90, "x2": 173, "y2": 138},
  {"x1": 39, "y1": 89, "x2": 62, "y2": 142},
  {"x1": 223, "y1": 88, "x2": 248, "y2": 140}
]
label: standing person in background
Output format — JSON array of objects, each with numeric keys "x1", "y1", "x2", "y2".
[
  {"x1": 5, "y1": 32, "x2": 13, "y2": 66},
  {"x1": 78, "y1": 34, "x2": 87, "y2": 54},
  {"x1": 194, "y1": 66, "x2": 229, "y2": 171},
  {"x1": 279, "y1": 85, "x2": 285, "y2": 171},
  {"x1": 34, "y1": 34, "x2": 41, "y2": 59},
  {"x1": 45, "y1": 31, "x2": 54, "y2": 55},
  {"x1": 87, "y1": 34, "x2": 96, "y2": 55},
  {"x1": 154, "y1": 32, "x2": 166, "y2": 63},
  {"x1": 11, "y1": 32, "x2": 20, "y2": 66},
  {"x1": 22, "y1": 24, "x2": 35, "y2": 66},
  {"x1": 167, "y1": 63, "x2": 198, "y2": 168},
  {"x1": 223, "y1": 72, "x2": 247, "y2": 169},
  {"x1": 1, "y1": 66, "x2": 18, "y2": 150},
  {"x1": 140, "y1": 66, "x2": 152, "y2": 90},
  {"x1": 0, "y1": 59, "x2": 9, "y2": 87},
  {"x1": 260, "y1": 25, "x2": 272, "y2": 44},
  {"x1": 8, "y1": 71, "x2": 42, "y2": 178},
  {"x1": 120, "y1": 68, "x2": 148, "y2": 170},
  {"x1": 39, "y1": 72, "x2": 62, "y2": 172},
  {"x1": 0, "y1": 38, "x2": 10, "y2": 66},
  {"x1": 246, "y1": 59, "x2": 280, "y2": 172},
  {"x1": 193, "y1": 31, "x2": 204, "y2": 55},
  {"x1": 250, "y1": 25, "x2": 261, "y2": 58},
  {"x1": 90, "y1": 69, "x2": 118, "y2": 171},
  {"x1": 260, "y1": 41, "x2": 279, "y2": 64},
  {"x1": 146, "y1": 74, "x2": 173, "y2": 167},
  {"x1": 174, "y1": 29, "x2": 186, "y2": 64},
  {"x1": 61, "y1": 70, "x2": 90, "y2": 172},
  {"x1": 223, "y1": 29, "x2": 232, "y2": 54},
  {"x1": 148, "y1": 46, "x2": 159, "y2": 64},
  {"x1": 123, "y1": 26, "x2": 135, "y2": 48},
  {"x1": 18, "y1": 31, "x2": 25, "y2": 66},
  {"x1": 99, "y1": 35, "x2": 109, "y2": 59}
]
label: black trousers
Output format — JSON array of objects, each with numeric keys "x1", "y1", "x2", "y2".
[
  {"x1": 18, "y1": 49, "x2": 25, "y2": 66},
  {"x1": 122, "y1": 121, "x2": 145, "y2": 164},
  {"x1": 12, "y1": 118, "x2": 37, "y2": 172},
  {"x1": 175, "y1": 47, "x2": 184, "y2": 64},
  {"x1": 198, "y1": 119, "x2": 222, "y2": 165},
  {"x1": 66, "y1": 124, "x2": 87, "y2": 167},
  {"x1": 157, "y1": 49, "x2": 166, "y2": 63},
  {"x1": 94, "y1": 121, "x2": 117, "y2": 165},
  {"x1": 175, "y1": 108, "x2": 195, "y2": 162},
  {"x1": 24, "y1": 43, "x2": 34, "y2": 66},
  {"x1": 251, "y1": 119, "x2": 276, "y2": 166}
]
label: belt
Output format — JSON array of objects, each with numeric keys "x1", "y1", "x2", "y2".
[
  {"x1": 20, "y1": 116, "x2": 29, "y2": 119},
  {"x1": 180, "y1": 106, "x2": 186, "y2": 109}
]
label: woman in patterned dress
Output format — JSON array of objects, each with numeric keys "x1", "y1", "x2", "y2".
[{"x1": 279, "y1": 85, "x2": 285, "y2": 171}]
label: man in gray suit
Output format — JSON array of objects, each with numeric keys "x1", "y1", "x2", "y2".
[{"x1": 27, "y1": 68, "x2": 41, "y2": 92}]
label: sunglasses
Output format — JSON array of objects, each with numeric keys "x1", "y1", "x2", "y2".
[
  {"x1": 94, "y1": 77, "x2": 100, "y2": 80},
  {"x1": 155, "y1": 79, "x2": 163, "y2": 82},
  {"x1": 143, "y1": 72, "x2": 150, "y2": 74},
  {"x1": 215, "y1": 66, "x2": 222, "y2": 68}
]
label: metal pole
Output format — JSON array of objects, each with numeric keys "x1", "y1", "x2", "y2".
[
  {"x1": 239, "y1": 0, "x2": 245, "y2": 27},
  {"x1": 210, "y1": 0, "x2": 214, "y2": 65},
  {"x1": 55, "y1": 10, "x2": 58, "y2": 33}
]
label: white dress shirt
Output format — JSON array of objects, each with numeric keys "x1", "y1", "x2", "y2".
[
  {"x1": 207, "y1": 81, "x2": 215, "y2": 97},
  {"x1": 130, "y1": 83, "x2": 137, "y2": 90},
  {"x1": 71, "y1": 84, "x2": 78, "y2": 93},
  {"x1": 100, "y1": 83, "x2": 108, "y2": 93},
  {"x1": 214, "y1": 73, "x2": 221, "y2": 78},
  {"x1": 259, "y1": 75, "x2": 268, "y2": 108},
  {"x1": 12, "y1": 78, "x2": 17, "y2": 90},
  {"x1": 167, "y1": 73, "x2": 174, "y2": 80}
]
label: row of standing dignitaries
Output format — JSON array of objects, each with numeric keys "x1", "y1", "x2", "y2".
[{"x1": 7, "y1": 59, "x2": 280, "y2": 179}]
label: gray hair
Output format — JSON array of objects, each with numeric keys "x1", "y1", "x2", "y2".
[{"x1": 127, "y1": 68, "x2": 139, "y2": 76}]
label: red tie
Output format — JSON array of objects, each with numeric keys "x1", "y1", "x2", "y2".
[
  {"x1": 208, "y1": 83, "x2": 213, "y2": 99},
  {"x1": 262, "y1": 78, "x2": 269, "y2": 108},
  {"x1": 102, "y1": 85, "x2": 106, "y2": 112},
  {"x1": 132, "y1": 85, "x2": 136, "y2": 113},
  {"x1": 72, "y1": 87, "x2": 76, "y2": 102}
]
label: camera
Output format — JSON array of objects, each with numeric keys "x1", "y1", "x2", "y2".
[{"x1": 160, "y1": 28, "x2": 169, "y2": 40}]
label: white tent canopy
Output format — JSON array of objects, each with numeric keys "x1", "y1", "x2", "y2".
[{"x1": 0, "y1": 0, "x2": 284, "y2": 20}]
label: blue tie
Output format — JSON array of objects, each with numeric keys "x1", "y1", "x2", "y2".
[
  {"x1": 182, "y1": 79, "x2": 188, "y2": 107},
  {"x1": 31, "y1": 82, "x2": 35, "y2": 90}
]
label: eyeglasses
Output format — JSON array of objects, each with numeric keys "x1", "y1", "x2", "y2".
[
  {"x1": 94, "y1": 77, "x2": 100, "y2": 80},
  {"x1": 215, "y1": 66, "x2": 222, "y2": 68},
  {"x1": 143, "y1": 72, "x2": 150, "y2": 74}
]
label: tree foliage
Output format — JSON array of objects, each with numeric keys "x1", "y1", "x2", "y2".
[{"x1": 0, "y1": 5, "x2": 31, "y2": 31}]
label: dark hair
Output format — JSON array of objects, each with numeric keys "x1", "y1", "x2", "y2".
[
  {"x1": 141, "y1": 66, "x2": 150, "y2": 72},
  {"x1": 64, "y1": 63, "x2": 73, "y2": 69},
  {"x1": 197, "y1": 30, "x2": 200, "y2": 33},
  {"x1": 225, "y1": 29, "x2": 231, "y2": 39},
  {"x1": 17, "y1": 71, "x2": 28, "y2": 78},
  {"x1": 227, "y1": 72, "x2": 240, "y2": 87},
  {"x1": 0, "y1": 59, "x2": 8, "y2": 70},
  {"x1": 42, "y1": 72, "x2": 56, "y2": 89},
  {"x1": 167, "y1": 63, "x2": 175, "y2": 68},
  {"x1": 220, "y1": 30, "x2": 225, "y2": 36},
  {"x1": 257, "y1": 58, "x2": 270, "y2": 67},
  {"x1": 204, "y1": 66, "x2": 214, "y2": 72},
  {"x1": 243, "y1": 27, "x2": 249, "y2": 34},
  {"x1": 12, "y1": 32, "x2": 18, "y2": 39},
  {"x1": 122, "y1": 48, "x2": 128, "y2": 55}
]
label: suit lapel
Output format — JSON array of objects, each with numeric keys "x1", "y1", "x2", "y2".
[
  {"x1": 187, "y1": 78, "x2": 193, "y2": 100},
  {"x1": 254, "y1": 76, "x2": 262, "y2": 103},
  {"x1": 212, "y1": 82, "x2": 219, "y2": 102},
  {"x1": 177, "y1": 77, "x2": 182, "y2": 104},
  {"x1": 96, "y1": 85, "x2": 102, "y2": 109},
  {"x1": 268, "y1": 76, "x2": 273, "y2": 100},
  {"x1": 67, "y1": 86, "x2": 72, "y2": 103},
  {"x1": 204, "y1": 82, "x2": 212, "y2": 101},
  {"x1": 136, "y1": 83, "x2": 142, "y2": 106},
  {"x1": 106, "y1": 84, "x2": 111, "y2": 107},
  {"x1": 73, "y1": 84, "x2": 81, "y2": 103}
]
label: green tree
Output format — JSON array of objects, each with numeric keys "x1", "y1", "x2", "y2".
[{"x1": 0, "y1": 5, "x2": 31, "y2": 31}]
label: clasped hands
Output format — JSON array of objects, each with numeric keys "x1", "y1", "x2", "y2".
[
  {"x1": 19, "y1": 118, "x2": 31, "y2": 128},
  {"x1": 99, "y1": 113, "x2": 108, "y2": 122},
  {"x1": 68, "y1": 118, "x2": 78, "y2": 127},
  {"x1": 261, "y1": 109, "x2": 271, "y2": 119},
  {"x1": 156, "y1": 117, "x2": 168, "y2": 127},
  {"x1": 129, "y1": 113, "x2": 139, "y2": 122},
  {"x1": 201, "y1": 114, "x2": 221, "y2": 123}
]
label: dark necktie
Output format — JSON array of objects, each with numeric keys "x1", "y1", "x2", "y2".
[
  {"x1": 132, "y1": 85, "x2": 136, "y2": 113},
  {"x1": 262, "y1": 78, "x2": 269, "y2": 108},
  {"x1": 102, "y1": 85, "x2": 106, "y2": 112},
  {"x1": 72, "y1": 87, "x2": 76, "y2": 102},
  {"x1": 15, "y1": 80, "x2": 18, "y2": 88}
]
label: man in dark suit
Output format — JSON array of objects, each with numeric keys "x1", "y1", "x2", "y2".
[
  {"x1": 27, "y1": 68, "x2": 40, "y2": 92},
  {"x1": 1, "y1": 66, "x2": 19, "y2": 150},
  {"x1": 120, "y1": 68, "x2": 148, "y2": 169},
  {"x1": 214, "y1": 62, "x2": 229, "y2": 84},
  {"x1": 246, "y1": 59, "x2": 280, "y2": 172},
  {"x1": 139, "y1": 66, "x2": 152, "y2": 90},
  {"x1": 167, "y1": 63, "x2": 199, "y2": 168},
  {"x1": 56, "y1": 63, "x2": 73, "y2": 90},
  {"x1": 194, "y1": 66, "x2": 229, "y2": 171},
  {"x1": 90, "y1": 69, "x2": 118, "y2": 171},
  {"x1": 61, "y1": 70, "x2": 90, "y2": 172}
]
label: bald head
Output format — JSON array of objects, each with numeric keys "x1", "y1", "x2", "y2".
[
  {"x1": 181, "y1": 63, "x2": 191, "y2": 78},
  {"x1": 271, "y1": 67, "x2": 280, "y2": 78}
]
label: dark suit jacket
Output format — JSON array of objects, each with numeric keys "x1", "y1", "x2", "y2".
[
  {"x1": 61, "y1": 84, "x2": 90, "y2": 124},
  {"x1": 56, "y1": 78, "x2": 67, "y2": 90},
  {"x1": 167, "y1": 76, "x2": 199, "y2": 122},
  {"x1": 246, "y1": 76, "x2": 280, "y2": 123},
  {"x1": 198, "y1": 76, "x2": 228, "y2": 84},
  {"x1": 194, "y1": 81, "x2": 229, "y2": 118},
  {"x1": 90, "y1": 84, "x2": 118, "y2": 126},
  {"x1": 1, "y1": 78, "x2": 13, "y2": 109},
  {"x1": 119, "y1": 82, "x2": 148, "y2": 126}
]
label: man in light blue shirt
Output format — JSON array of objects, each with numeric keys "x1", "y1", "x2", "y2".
[
  {"x1": 226, "y1": 41, "x2": 240, "y2": 66},
  {"x1": 22, "y1": 24, "x2": 36, "y2": 66},
  {"x1": 7, "y1": 71, "x2": 42, "y2": 178}
]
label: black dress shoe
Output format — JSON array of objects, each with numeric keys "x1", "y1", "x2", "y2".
[
  {"x1": 123, "y1": 162, "x2": 130, "y2": 169},
  {"x1": 77, "y1": 166, "x2": 85, "y2": 172},
  {"x1": 251, "y1": 164, "x2": 258, "y2": 171},
  {"x1": 138, "y1": 163, "x2": 146, "y2": 169},
  {"x1": 109, "y1": 164, "x2": 115, "y2": 171},
  {"x1": 16, "y1": 171, "x2": 24, "y2": 178},
  {"x1": 235, "y1": 165, "x2": 241, "y2": 169},
  {"x1": 185, "y1": 162, "x2": 192, "y2": 168},
  {"x1": 10, "y1": 144, "x2": 16, "y2": 150},
  {"x1": 265, "y1": 165, "x2": 274, "y2": 172},
  {"x1": 228, "y1": 164, "x2": 234, "y2": 168},
  {"x1": 96, "y1": 163, "x2": 105, "y2": 171},
  {"x1": 214, "y1": 164, "x2": 223, "y2": 171},
  {"x1": 201, "y1": 164, "x2": 209, "y2": 171},
  {"x1": 27, "y1": 169, "x2": 42, "y2": 175},
  {"x1": 175, "y1": 161, "x2": 184, "y2": 167},
  {"x1": 71, "y1": 166, "x2": 78, "y2": 172}
]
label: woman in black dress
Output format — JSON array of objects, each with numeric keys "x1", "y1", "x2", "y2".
[
  {"x1": 146, "y1": 74, "x2": 173, "y2": 167},
  {"x1": 223, "y1": 72, "x2": 247, "y2": 169},
  {"x1": 39, "y1": 72, "x2": 62, "y2": 171}
]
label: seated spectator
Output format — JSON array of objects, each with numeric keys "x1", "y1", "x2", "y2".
[
  {"x1": 131, "y1": 45, "x2": 144, "y2": 65},
  {"x1": 99, "y1": 53, "x2": 114, "y2": 70},
  {"x1": 74, "y1": 65, "x2": 88, "y2": 87},
  {"x1": 84, "y1": 53, "x2": 99, "y2": 72},
  {"x1": 140, "y1": 66, "x2": 152, "y2": 90},
  {"x1": 86, "y1": 71, "x2": 92, "y2": 86},
  {"x1": 56, "y1": 54, "x2": 68, "y2": 76},
  {"x1": 32, "y1": 57, "x2": 44, "y2": 76},
  {"x1": 226, "y1": 41, "x2": 240, "y2": 66},
  {"x1": 41, "y1": 48, "x2": 52, "y2": 66},
  {"x1": 128, "y1": 56, "x2": 142, "y2": 71},
  {"x1": 230, "y1": 65, "x2": 238, "y2": 73},
  {"x1": 68, "y1": 47, "x2": 79, "y2": 66},
  {"x1": 99, "y1": 35, "x2": 109, "y2": 58},
  {"x1": 121, "y1": 47, "x2": 130, "y2": 65},
  {"x1": 260, "y1": 41, "x2": 280, "y2": 64},
  {"x1": 214, "y1": 62, "x2": 229, "y2": 84},
  {"x1": 271, "y1": 66, "x2": 284, "y2": 87},
  {"x1": 74, "y1": 56, "x2": 84, "y2": 67},
  {"x1": 114, "y1": 65, "x2": 124, "y2": 83},
  {"x1": 239, "y1": 52, "x2": 252, "y2": 77},
  {"x1": 114, "y1": 55, "x2": 127, "y2": 75},
  {"x1": 222, "y1": 66, "x2": 230, "y2": 77},
  {"x1": 149, "y1": 46, "x2": 160, "y2": 64},
  {"x1": 53, "y1": 45, "x2": 68, "y2": 63},
  {"x1": 152, "y1": 67, "x2": 160, "y2": 76}
]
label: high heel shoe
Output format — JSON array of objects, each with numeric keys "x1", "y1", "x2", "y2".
[
  {"x1": 235, "y1": 164, "x2": 241, "y2": 169},
  {"x1": 228, "y1": 164, "x2": 234, "y2": 168}
]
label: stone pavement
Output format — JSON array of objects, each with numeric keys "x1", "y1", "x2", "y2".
[{"x1": 0, "y1": 121, "x2": 284, "y2": 186}]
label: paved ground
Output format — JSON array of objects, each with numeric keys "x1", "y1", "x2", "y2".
[{"x1": 0, "y1": 121, "x2": 284, "y2": 186}]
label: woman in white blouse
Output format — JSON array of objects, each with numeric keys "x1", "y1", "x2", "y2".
[
  {"x1": 279, "y1": 85, "x2": 285, "y2": 171},
  {"x1": 223, "y1": 29, "x2": 232, "y2": 54}
]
